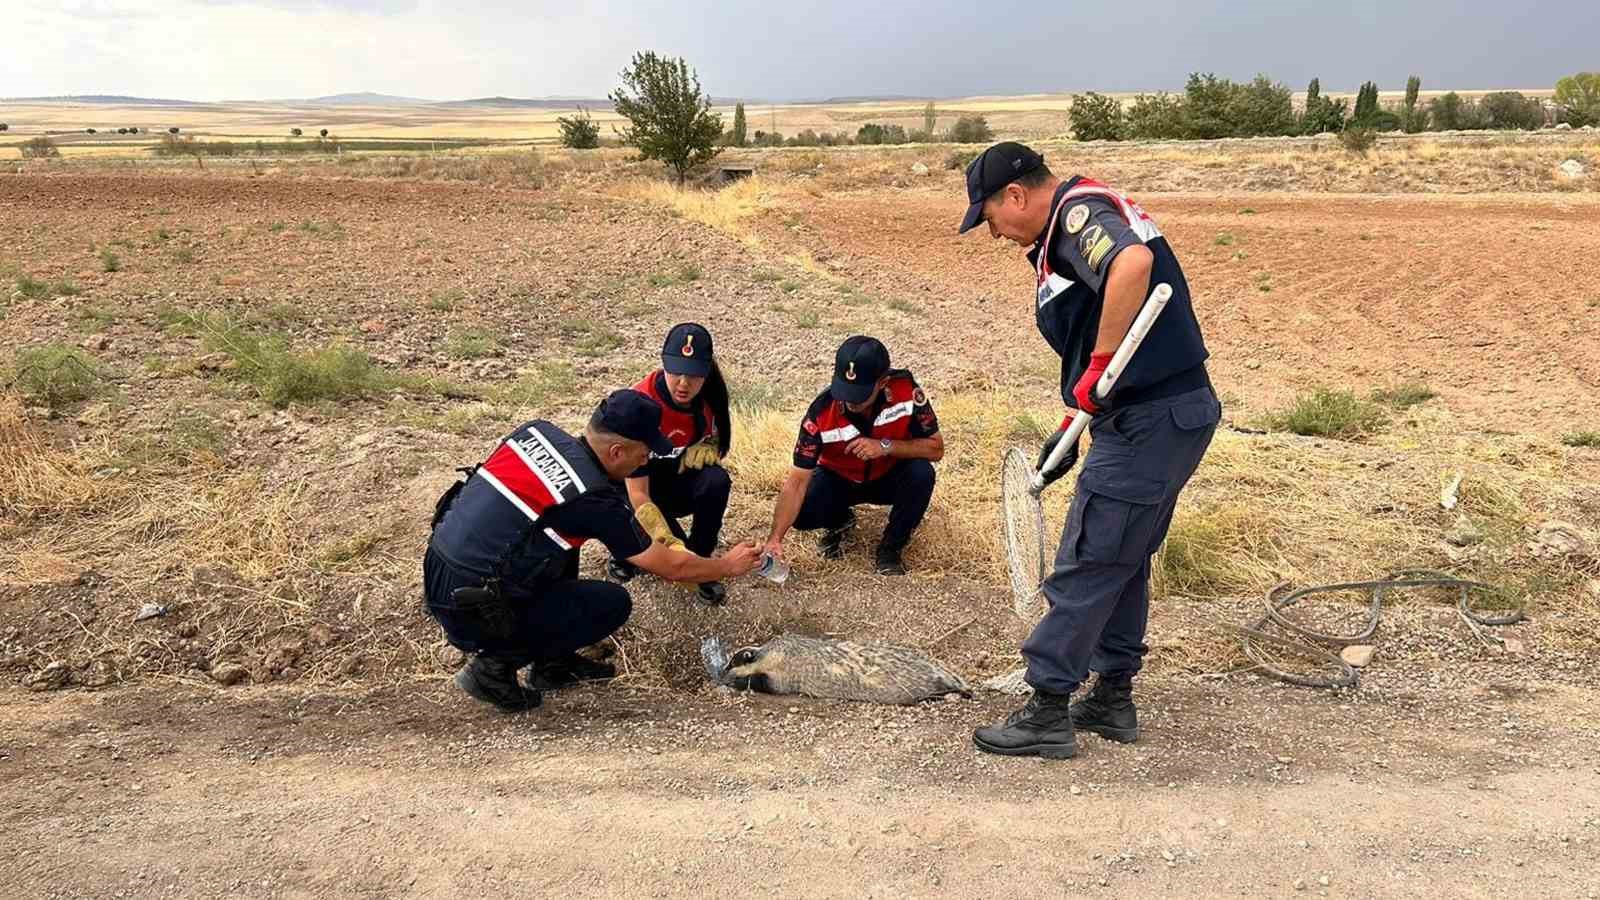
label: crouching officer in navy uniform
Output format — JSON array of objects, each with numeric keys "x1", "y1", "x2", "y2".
[
  {"x1": 960, "y1": 142, "x2": 1221, "y2": 759},
  {"x1": 763, "y1": 336, "x2": 944, "y2": 576},
  {"x1": 607, "y1": 323, "x2": 735, "y2": 606},
  {"x1": 425, "y1": 389, "x2": 762, "y2": 712}
]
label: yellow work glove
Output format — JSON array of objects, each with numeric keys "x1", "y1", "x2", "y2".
[
  {"x1": 634, "y1": 502, "x2": 678, "y2": 546},
  {"x1": 635, "y1": 501, "x2": 696, "y2": 588},
  {"x1": 678, "y1": 437, "x2": 721, "y2": 473}
]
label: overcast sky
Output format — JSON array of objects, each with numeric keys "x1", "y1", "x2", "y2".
[{"x1": 4, "y1": 0, "x2": 1594, "y2": 102}]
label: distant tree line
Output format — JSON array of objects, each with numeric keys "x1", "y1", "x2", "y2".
[{"x1": 1069, "y1": 71, "x2": 1595, "y2": 142}]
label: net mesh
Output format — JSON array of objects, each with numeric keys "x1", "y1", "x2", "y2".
[{"x1": 1001, "y1": 447, "x2": 1047, "y2": 623}]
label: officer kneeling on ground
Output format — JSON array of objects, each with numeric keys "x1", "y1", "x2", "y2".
[
  {"x1": 763, "y1": 336, "x2": 943, "y2": 576},
  {"x1": 958, "y1": 142, "x2": 1220, "y2": 759},
  {"x1": 425, "y1": 389, "x2": 762, "y2": 712},
  {"x1": 607, "y1": 323, "x2": 735, "y2": 606}
]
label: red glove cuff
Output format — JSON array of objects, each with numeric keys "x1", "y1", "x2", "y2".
[{"x1": 1072, "y1": 352, "x2": 1115, "y2": 415}]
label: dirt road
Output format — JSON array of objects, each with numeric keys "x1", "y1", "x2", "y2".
[{"x1": 5, "y1": 675, "x2": 1598, "y2": 899}]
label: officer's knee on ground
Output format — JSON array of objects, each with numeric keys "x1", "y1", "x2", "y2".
[
  {"x1": 901, "y1": 458, "x2": 936, "y2": 496},
  {"x1": 596, "y1": 582, "x2": 633, "y2": 635}
]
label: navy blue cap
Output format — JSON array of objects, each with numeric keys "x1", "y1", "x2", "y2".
[
  {"x1": 959, "y1": 141, "x2": 1045, "y2": 234},
  {"x1": 662, "y1": 322, "x2": 713, "y2": 377},
  {"x1": 831, "y1": 336, "x2": 890, "y2": 405},
  {"x1": 592, "y1": 389, "x2": 674, "y2": 455}
]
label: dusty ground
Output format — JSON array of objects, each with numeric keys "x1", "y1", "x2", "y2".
[
  {"x1": 2, "y1": 145, "x2": 1598, "y2": 896},
  {"x1": 4, "y1": 674, "x2": 1599, "y2": 898}
]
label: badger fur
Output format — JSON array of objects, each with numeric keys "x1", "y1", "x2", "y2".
[{"x1": 700, "y1": 634, "x2": 970, "y2": 705}]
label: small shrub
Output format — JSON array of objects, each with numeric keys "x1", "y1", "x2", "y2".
[
  {"x1": 556, "y1": 107, "x2": 601, "y2": 149},
  {"x1": 1371, "y1": 381, "x2": 1436, "y2": 410},
  {"x1": 12, "y1": 344, "x2": 101, "y2": 409},
  {"x1": 189, "y1": 313, "x2": 392, "y2": 407},
  {"x1": 1126, "y1": 92, "x2": 1188, "y2": 140},
  {"x1": 171, "y1": 247, "x2": 196, "y2": 264},
  {"x1": 943, "y1": 148, "x2": 979, "y2": 171},
  {"x1": 886, "y1": 297, "x2": 921, "y2": 315},
  {"x1": 20, "y1": 137, "x2": 60, "y2": 159},
  {"x1": 1069, "y1": 92, "x2": 1124, "y2": 142},
  {"x1": 446, "y1": 328, "x2": 498, "y2": 360},
  {"x1": 679, "y1": 262, "x2": 702, "y2": 282},
  {"x1": 778, "y1": 279, "x2": 801, "y2": 293},
  {"x1": 792, "y1": 309, "x2": 820, "y2": 329},
  {"x1": 13, "y1": 275, "x2": 51, "y2": 300},
  {"x1": 1214, "y1": 232, "x2": 1235, "y2": 246},
  {"x1": 1479, "y1": 91, "x2": 1545, "y2": 131},
  {"x1": 856, "y1": 123, "x2": 908, "y2": 145},
  {"x1": 1260, "y1": 388, "x2": 1388, "y2": 439},
  {"x1": 946, "y1": 115, "x2": 993, "y2": 143},
  {"x1": 71, "y1": 303, "x2": 118, "y2": 331},
  {"x1": 99, "y1": 249, "x2": 122, "y2": 272},
  {"x1": 1562, "y1": 431, "x2": 1600, "y2": 448},
  {"x1": 54, "y1": 280, "x2": 81, "y2": 296},
  {"x1": 1339, "y1": 127, "x2": 1377, "y2": 155},
  {"x1": 493, "y1": 361, "x2": 577, "y2": 409},
  {"x1": 427, "y1": 288, "x2": 464, "y2": 311}
]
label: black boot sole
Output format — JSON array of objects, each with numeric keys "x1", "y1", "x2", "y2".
[
  {"x1": 454, "y1": 668, "x2": 541, "y2": 712},
  {"x1": 971, "y1": 733, "x2": 1078, "y2": 759},
  {"x1": 1077, "y1": 722, "x2": 1139, "y2": 743}
]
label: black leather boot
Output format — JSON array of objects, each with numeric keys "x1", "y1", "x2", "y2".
[
  {"x1": 873, "y1": 542, "x2": 907, "y2": 576},
  {"x1": 696, "y1": 581, "x2": 728, "y2": 606},
  {"x1": 454, "y1": 656, "x2": 541, "y2": 712},
  {"x1": 1070, "y1": 675, "x2": 1138, "y2": 743},
  {"x1": 524, "y1": 652, "x2": 618, "y2": 692},
  {"x1": 817, "y1": 511, "x2": 856, "y2": 560},
  {"x1": 972, "y1": 689, "x2": 1077, "y2": 759}
]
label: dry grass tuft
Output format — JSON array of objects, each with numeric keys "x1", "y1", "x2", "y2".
[{"x1": 615, "y1": 176, "x2": 777, "y2": 240}]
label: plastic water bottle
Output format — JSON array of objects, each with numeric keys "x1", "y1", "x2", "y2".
[{"x1": 757, "y1": 552, "x2": 790, "y2": 585}]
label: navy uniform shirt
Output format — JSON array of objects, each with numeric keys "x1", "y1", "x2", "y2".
[
  {"x1": 431, "y1": 429, "x2": 651, "y2": 588},
  {"x1": 1027, "y1": 177, "x2": 1209, "y2": 411}
]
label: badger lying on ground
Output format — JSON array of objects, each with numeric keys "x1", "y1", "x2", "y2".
[{"x1": 701, "y1": 634, "x2": 971, "y2": 705}]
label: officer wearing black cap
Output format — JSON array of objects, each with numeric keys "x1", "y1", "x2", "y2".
[
  {"x1": 763, "y1": 336, "x2": 944, "y2": 576},
  {"x1": 960, "y1": 142, "x2": 1221, "y2": 759},
  {"x1": 607, "y1": 323, "x2": 736, "y2": 605},
  {"x1": 424, "y1": 388, "x2": 762, "y2": 712}
]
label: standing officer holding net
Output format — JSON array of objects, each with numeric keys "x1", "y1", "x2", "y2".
[{"x1": 959, "y1": 142, "x2": 1221, "y2": 759}]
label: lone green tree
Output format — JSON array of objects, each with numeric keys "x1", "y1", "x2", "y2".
[
  {"x1": 609, "y1": 51, "x2": 723, "y2": 185},
  {"x1": 1555, "y1": 72, "x2": 1600, "y2": 127},
  {"x1": 556, "y1": 106, "x2": 601, "y2": 148},
  {"x1": 920, "y1": 101, "x2": 936, "y2": 141},
  {"x1": 1401, "y1": 75, "x2": 1424, "y2": 132},
  {"x1": 731, "y1": 102, "x2": 747, "y2": 147},
  {"x1": 1353, "y1": 81, "x2": 1379, "y2": 124}
]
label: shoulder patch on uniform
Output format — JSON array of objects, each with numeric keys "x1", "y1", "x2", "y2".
[
  {"x1": 912, "y1": 387, "x2": 928, "y2": 407},
  {"x1": 1079, "y1": 222, "x2": 1116, "y2": 273},
  {"x1": 803, "y1": 419, "x2": 819, "y2": 435},
  {"x1": 1064, "y1": 204, "x2": 1090, "y2": 234}
]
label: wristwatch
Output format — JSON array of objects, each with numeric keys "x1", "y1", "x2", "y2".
[{"x1": 879, "y1": 437, "x2": 892, "y2": 453}]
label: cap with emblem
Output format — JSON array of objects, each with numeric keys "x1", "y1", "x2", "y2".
[
  {"x1": 958, "y1": 141, "x2": 1045, "y2": 234},
  {"x1": 661, "y1": 322, "x2": 713, "y2": 378},
  {"x1": 592, "y1": 389, "x2": 674, "y2": 455},
  {"x1": 830, "y1": 335, "x2": 890, "y2": 405}
]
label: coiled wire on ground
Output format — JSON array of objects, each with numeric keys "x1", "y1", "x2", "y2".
[{"x1": 1234, "y1": 569, "x2": 1525, "y2": 689}]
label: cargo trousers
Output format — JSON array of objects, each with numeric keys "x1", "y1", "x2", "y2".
[{"x1": 1022, "y1": 384, "x2": 1221, "y2": 693}]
